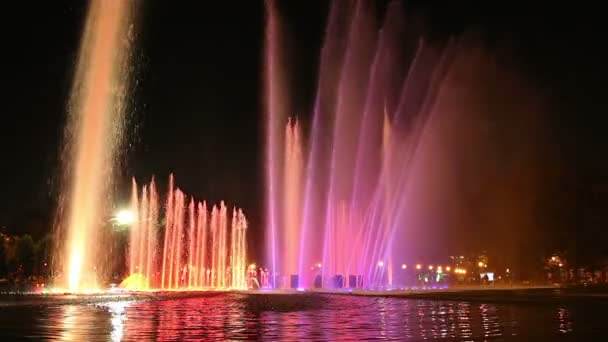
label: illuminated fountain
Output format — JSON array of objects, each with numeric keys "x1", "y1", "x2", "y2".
[
  {"x1": 124, "y1": 175, "x2": 248, "y2": 290},
  {"x1": 52, "y1": 0, "x2": 137, "y2": 293},
  {"x1": 265, "y1": 0, "x2": 458, "y2": 289}
]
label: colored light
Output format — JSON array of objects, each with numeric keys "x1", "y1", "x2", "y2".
[
  {"x1": 401, "y1": 264, "x2": 407, "y2": 270},
  {"x1": 377, "y1": 260, "x2": 384, "y2": 267},
  {"x1": 416, "y1": 264, "x2": 422, "y2": 270}
]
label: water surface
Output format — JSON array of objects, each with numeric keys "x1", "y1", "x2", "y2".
[{"x1": 0, "y1": 291, "x2": 603, "y2": 340}]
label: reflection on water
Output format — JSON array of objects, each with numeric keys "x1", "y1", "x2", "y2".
[{"x1": 0, "y1": 293, "x2": 598, "y2": 340}]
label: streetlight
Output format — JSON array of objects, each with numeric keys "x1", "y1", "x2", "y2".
[{"x1": 114, "y1": 209, "x2": 136, "y2": 225}]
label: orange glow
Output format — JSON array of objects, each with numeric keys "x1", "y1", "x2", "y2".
[
  {"x1": 446, "y1": 266, "x2": 451, "y2": 272},
  {"x1": 416, "y1": 264, "x2": 422, "y2": 270}
]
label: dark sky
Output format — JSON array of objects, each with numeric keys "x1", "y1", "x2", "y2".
[{"x1": 0, "y1": 1, "x2": 605, "y2": 264}]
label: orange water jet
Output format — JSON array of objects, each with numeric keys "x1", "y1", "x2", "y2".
[{"x1": 54, "y1": 0, "x2": 136, "y2": 293}]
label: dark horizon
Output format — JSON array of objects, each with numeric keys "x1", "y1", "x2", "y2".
[{"x1": 0, "y1": 1, "x2": 605, "y2": 268}]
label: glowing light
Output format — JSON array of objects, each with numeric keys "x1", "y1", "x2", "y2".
[
  {"x1": 377, "y1": 260, "x2": 384, "y2": 267},
  {"x1": 316, "y1": 263, "x2": 322, "y2": 269},
  {"x1": 506, "y1": 268, "x2": 510, "y2": 273},
  {"x1": 249, "y1": 263, "x2": 257, "y2": 270},
  {"x1": 416, "y1": 264, "x2": 422, "y2": 270},
  {"x1": 115, "y1": 209, "x2": 136, "y2": 225},
  {"x1": 478, "y1": 261, "x2": 484, "y2": 268},
  {"x1": 558, "y1": 263, "x2": 563, "y2": 267},
  {"x1": 446, "y1": 266, "x2": 451, "y2": 272},
  {"x1": 551, "y1": 256, "x2": 557, "y2": 262},
  {"x1": 428, "y1": 265, "x2": 433, "y2": 270},
  {"x1": 401, "y1": 264, "x2": 407, "y2": 270}
]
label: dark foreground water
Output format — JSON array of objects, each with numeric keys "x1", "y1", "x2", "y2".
[{"x1": 0, "y1": 290, "x2": 605, "y2": 341}]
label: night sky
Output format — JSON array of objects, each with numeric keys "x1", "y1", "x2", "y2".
[{"x1": 0, "y1": 1, "x2": 605, "y2": 265}]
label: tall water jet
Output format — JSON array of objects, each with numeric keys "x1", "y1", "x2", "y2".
[
  {"x1": 264, "y1": 0, "x2": 289, "y2": 288},
  {"x1": 54, "y1": 0, "x2": 137, "y2": 292}
]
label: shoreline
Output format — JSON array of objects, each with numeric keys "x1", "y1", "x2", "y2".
[{"x1": 2, "y1": 284, "x2": 608, "y2": 307}]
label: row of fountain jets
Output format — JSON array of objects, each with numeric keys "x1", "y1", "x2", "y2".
[{"x1": 123, "y1": 174, "x2": 248, "y2": 290}]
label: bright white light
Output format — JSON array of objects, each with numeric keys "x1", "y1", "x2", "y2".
[
  {"x1": 377, "y1": 260, "x2": 384, "y2": 267},
  {"x1": 115, "y1": 209, "x2": 136, "y2": 225}
]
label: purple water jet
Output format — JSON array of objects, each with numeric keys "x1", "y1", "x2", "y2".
[{"x1": 264, "y1": 0, "x2": 460, "y2": 289}]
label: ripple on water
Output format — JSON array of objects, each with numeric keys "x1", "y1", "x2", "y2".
[{"x1": 0, "y1": 292, "x2": 604, "y2": 340}]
